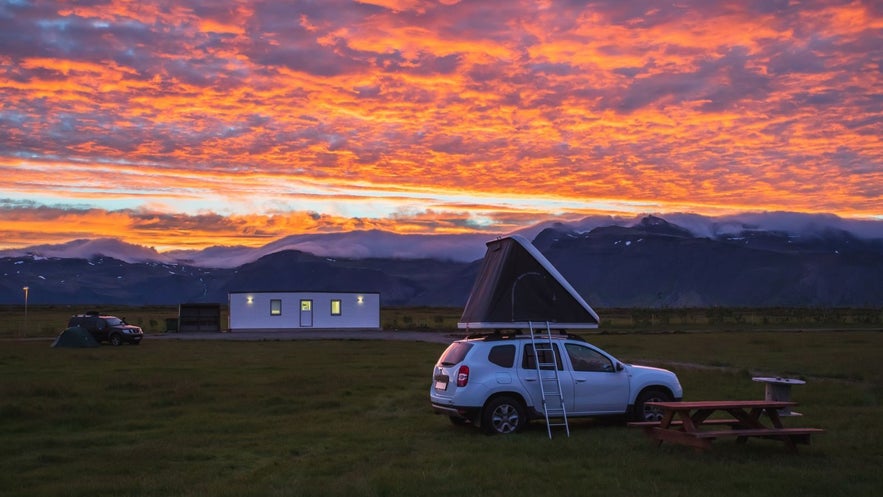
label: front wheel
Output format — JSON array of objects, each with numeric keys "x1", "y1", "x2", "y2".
[
  {"x1": 632, "y1": 388, "x2": 674, "y2": 422},
  {"x1": 109, "y1": 334, "x2": 123, "y2": 346},
  {"x1": 481, "y1": 396, "x2": 526, "y2": 435}
]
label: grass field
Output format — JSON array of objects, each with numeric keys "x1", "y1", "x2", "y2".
[
  {"x1": 1, "y1": 330, "x2": 881, "y2": 497},
  {"x1": 3, "y1": 305, "x2": 882, "y2": 338}
]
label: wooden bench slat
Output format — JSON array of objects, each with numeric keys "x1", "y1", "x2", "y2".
[
  {"x1": 690, "y1": 427, "x2": 825, "y2": 439},
  {"x1": 628, "y1": 418, "x2": 740, "y2": 428}
]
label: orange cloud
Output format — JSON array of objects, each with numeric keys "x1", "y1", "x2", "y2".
[{"x1": 0, "y1": 0, "x2": 880, "y2": 252}]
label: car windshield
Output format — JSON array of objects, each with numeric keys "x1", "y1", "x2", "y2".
[{"x1": 105, "y1": 317, "x2": 123, "y2": 326}]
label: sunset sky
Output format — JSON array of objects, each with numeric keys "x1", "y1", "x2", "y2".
[{"x1": 1, "y1": 0, "x2": 881, "y2": 252}]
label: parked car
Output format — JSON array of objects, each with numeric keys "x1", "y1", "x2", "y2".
[
  {"x1": 429, "y1": 332, "x2": 682, "y2": 434},
  {"x1": 68, "y1": 312, "x2": 143, "y2": 346}
]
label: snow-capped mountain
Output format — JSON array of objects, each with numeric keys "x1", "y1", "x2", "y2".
[
  {"x1": 2, "y1": 213, "x2": 882, "y2": 308},
  {"x1": 3, "y1": 212, "x2": 880, "y2": 269},
  {"x1": 164, "y1": 231, "x2": 494, "y2": 268}
]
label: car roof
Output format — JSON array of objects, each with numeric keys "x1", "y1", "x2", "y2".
[{"x1": 459, "y1": 331, "x2": 587, "y2": 344}]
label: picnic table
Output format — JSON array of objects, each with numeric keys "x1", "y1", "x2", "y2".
[{"x1": 629, "y1": 400, "x2": 824, "y2": 452}]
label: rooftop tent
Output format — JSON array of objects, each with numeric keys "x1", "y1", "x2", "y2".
[
  {"x1": 51, "y1": 326, "x2": 100, "y2": 348},
  {"x1": 458, "y1": 235, "x2": 600, "y2": 329}
]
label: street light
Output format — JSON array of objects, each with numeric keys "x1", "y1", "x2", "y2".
[{"x1": 22, "y1": 286, "x2": 29, "y2": 337}]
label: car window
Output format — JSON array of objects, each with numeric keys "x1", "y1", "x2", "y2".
[
  {"x1": 105, "y1": 317, "x2": 123, "y2": 326},
  {"x1": 488, "y1": 345, "x2": 515, "y2": 368},
  {"x1": 521, "y1": 343, "x2": 563, "y2": 370},
  {"x1": 438, "y1": 342, "x2": 473, "y2": 366},
  {"x1": 565, "y1": 343, "x2": 614, "y2": 372}
]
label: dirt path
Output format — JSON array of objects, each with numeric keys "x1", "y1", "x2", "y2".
[{"x1": 147, "y1": 329, "x2": 460, "y2": 344}]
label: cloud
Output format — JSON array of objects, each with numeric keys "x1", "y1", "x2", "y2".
[{"x1": 0, "y1": 0, "x2": 880, "y2": 253}]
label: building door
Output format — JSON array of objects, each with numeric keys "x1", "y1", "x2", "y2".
[{"x1": 299, "y1": 299, "x2": 313, "y2": 327}]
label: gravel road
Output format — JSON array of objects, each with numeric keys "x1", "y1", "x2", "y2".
[{"x1": 147, "y1": 329, "x2": 460, "y2": 344}]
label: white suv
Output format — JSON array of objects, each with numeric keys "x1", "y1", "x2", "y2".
[{"x1": 430, "y1": 332, "x2": 683, "y2": 434}]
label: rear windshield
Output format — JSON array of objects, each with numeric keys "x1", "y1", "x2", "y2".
[{"x1": 438, "y1": 342, "x2": 473, "y2": 366}]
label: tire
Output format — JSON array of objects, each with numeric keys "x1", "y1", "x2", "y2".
[
  {"x1": 109, "y1": 334, "x2": 123, "y2": 346},
  {"x1": 481, "y1": 396, "x2": 526, "y2": 435},
  {"x1": 632, "y1": 388, "x2": 673, "y2": 422}
]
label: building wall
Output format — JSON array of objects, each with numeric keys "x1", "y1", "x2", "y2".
[{"x1": 228, "y1": 291, "x2": 380, "y2": 331}]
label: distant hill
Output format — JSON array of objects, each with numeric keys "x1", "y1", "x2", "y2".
[
  {"x1": 535, "y1": 216, "x2": 883, "y2": 307},
  {"x1": 2, "y1": 215, "x2": 881, "y2": 307}
]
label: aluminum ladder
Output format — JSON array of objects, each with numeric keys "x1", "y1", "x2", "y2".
[{"x1": 529, "y1": 321, "x2": 570, "y2": 438}]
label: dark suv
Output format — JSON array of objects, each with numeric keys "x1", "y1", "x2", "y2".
[{"x1": 68, "y1": 312, "x2": 143, "y2": 346}]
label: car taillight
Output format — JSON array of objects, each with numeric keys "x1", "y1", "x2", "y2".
[{"x1": 456, "y1": 365, "x2": 469, "y2": 387}]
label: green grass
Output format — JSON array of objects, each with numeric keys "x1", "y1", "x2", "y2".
[
  {"x1": 1, "y1": 331, "x2": 881, "y2": 497},
  {"x1": 4, "y1": 305, "x2": 882, "y2": 339}
]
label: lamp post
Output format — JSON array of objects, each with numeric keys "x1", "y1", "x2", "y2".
[{"x1": 22, "y1": 286, "x2": 29, "y2": 337}]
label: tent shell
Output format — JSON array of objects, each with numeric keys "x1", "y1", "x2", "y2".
[
  {"x1": 51, "y1": 326, "x2": 101, "y2": 348},
  {"x1": 458, "y1": 235, "x2": 600, "y2": 330}
]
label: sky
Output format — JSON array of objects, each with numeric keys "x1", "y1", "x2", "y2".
[{"x1": 1, "y1": 0, "x2": 881, "y2": 252}]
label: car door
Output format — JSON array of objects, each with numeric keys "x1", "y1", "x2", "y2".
[
  {"x1": 563, "y1": 342, "x2": 630, "y2": 415},
  {"x1": 93, "y1": 317, "x2": 109, "y2": 341},
  {"x1": 516, "y1": 343, "x2": 574, "y2": 413}
]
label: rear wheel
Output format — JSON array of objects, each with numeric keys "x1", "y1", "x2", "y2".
[
  {"x1": 481, "y1": 396, "x2": 526, "y2": 434},
  {"x1": 109, "y1": 334, "x2": 123, "y2": 346},
  {"x1": 632, "y1": 388, "x2": 673, "y2": 422}
]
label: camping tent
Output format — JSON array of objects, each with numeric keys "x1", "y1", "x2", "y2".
[
  {"x1": 458, "y1": 235, "x2": 600, "y2": 329},
  {"x1": 51, "y1": 326, "x2": 100, "y2": 348}
]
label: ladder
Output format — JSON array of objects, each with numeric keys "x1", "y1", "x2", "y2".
[{"x1": 529, "y1": 321, "x2": 570, "y2": 438}]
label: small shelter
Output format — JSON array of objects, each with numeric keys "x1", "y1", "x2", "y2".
[
  {"x1": 177, "y1": 303, "x2": 222, "y2": 332},
  {"x1": 458, "y1": 235, "x2": 600, "y2": 330},
  {"x1": 51, "y1": 326, "x2": 100, "y2": 348}
]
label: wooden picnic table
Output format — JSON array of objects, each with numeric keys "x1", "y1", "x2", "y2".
[{"x1": 629, "y1": 400, "x2": 824, "y2": 452}]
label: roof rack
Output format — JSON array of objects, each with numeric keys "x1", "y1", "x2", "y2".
[{"x1": 462, "y1": 329, "x2": 587, "y2": 342}]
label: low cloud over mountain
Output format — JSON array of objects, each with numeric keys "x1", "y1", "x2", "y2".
[{"x1": 2, "y1": 213, "x2": 881, "y2": 308}]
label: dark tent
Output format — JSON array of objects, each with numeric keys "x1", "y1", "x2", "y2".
[
  {"x1": 458, "y1": 235, "x2": 600, "y2": 329},
  {"x1": 51, "y1": 326, "x2": 100, "y2": 348}
]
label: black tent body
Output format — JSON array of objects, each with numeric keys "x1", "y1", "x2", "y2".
[
  {"x1": 51, "y1": 326, "x2": 100, "y2": 348},
  {"x1": 458, "y1": 235, "x2": 600, "y2": 330}
]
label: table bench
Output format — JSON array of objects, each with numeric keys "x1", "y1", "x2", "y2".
[
  {"x1": 629, "y1": 400, "x2": 825, "y2": 452},
  {"x1": 628, "y1": 418, "x2": 741, "y2": 428},
  {"x1": 691, "y1": 427, "x2": 825, "y2": 445}
]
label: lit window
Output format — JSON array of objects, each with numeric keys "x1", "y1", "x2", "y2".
[
  {"x1": 300, "y1": 300, "x2": 312, "y2": 311},
  {"x1": 331, "y1": 299, "x2": 341, "y2": 316},
  {"x1": 270, "y1": 299, "x2": 282, "y2": 316}
]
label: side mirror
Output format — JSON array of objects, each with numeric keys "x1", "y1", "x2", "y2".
[{"x1": 615, "y1": 362, "x2": 624, "y2": 372}]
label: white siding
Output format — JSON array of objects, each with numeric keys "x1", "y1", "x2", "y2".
[{"x1": 228, "y1": 292, "x2": 380, "y2": 331}]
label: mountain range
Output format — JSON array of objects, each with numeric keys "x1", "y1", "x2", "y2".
[{"x1": 2, "y1": 213, "x2": 882, "y2": 307}]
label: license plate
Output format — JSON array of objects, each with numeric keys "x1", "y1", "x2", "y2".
[{"x1": 434, "y1": 379, "x2": 448, "y2": 390}]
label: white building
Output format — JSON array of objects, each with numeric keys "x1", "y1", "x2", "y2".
[{"x1": 228, "y1": 291, "x2": 380, "y2": 331}]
